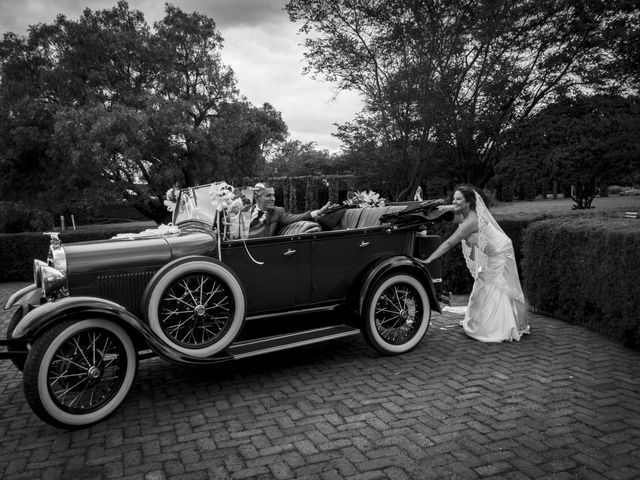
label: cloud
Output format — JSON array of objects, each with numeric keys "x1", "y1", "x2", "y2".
[
  {"x1": 221, "y1": 20, "x2": 362, "y2": 150},
  {"x1": 189, "y1": 0, "x2": 286, "y2": 28}
]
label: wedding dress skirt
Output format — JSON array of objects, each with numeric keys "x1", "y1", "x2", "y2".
[{"x1": 461, "y1": 225, "x2": 529, "y2": 342}]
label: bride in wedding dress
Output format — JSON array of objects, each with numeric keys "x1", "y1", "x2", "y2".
[{"x1": 423, "y1": 185, "x2": 529, "y2": 342}]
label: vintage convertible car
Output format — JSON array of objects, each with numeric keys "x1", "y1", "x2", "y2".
[{"x1": 1, "y1": 183, "x2": 453, "y2": 428}]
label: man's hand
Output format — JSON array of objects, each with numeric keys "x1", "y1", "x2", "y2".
[{"x1": 312, "y1": 201, "x2": 339, "y2": 219}]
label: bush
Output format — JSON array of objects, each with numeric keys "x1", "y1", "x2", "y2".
[
  {"x1": 619, "y1": 188, "x2": 640, "y2": 196},
  {"x1": 607, "y1": 185, "x2": 627, "y2": 195},
  {"x1": 69, "y1": 202, "x2": 149, "y2": 224},
  {"x1": 522, "y1": 217, "x2": 640, "y2": 349},
  {"x1": 0, "y1": 201, "x2": 54, "y2": 233}
]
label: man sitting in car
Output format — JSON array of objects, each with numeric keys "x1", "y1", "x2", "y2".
[{"x1": 248, "y1": 183, "x2": 332, "y2": 238}]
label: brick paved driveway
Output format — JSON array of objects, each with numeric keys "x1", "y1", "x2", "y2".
[{"x1": 1, "y1": 281, "x2": 639, "y2": 480}]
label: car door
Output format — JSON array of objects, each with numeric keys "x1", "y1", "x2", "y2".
[
  {"x1": 221, "y1": 235, "x2": 312, "y2": 314},
  {"x1": 309, "y1": 228, "x2": 412, "y2": 303}
]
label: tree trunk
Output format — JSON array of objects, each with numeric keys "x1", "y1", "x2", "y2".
[{"x1": 570, "y1": 180, "x2": 598, "y2": 209}]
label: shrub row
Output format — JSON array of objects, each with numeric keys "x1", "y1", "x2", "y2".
[
  {"x1": 522, "y1": 217, "x2": 640, "y2": 349},
  {"x1": 0, "y1": 201, "x2": 54, "y2": 233}
]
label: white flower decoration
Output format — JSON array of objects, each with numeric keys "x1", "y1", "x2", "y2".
[
  {"x1": 208, "y1": 181, "x2": 236, "y2": 212},
  {"x1": 344, "y1": 190, "x2": 386, "y2": 208}
]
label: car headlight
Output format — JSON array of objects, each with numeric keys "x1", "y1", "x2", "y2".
[
  {"x1": 41, "y1": 266, "x2": 67, "y2": 298},
  {"x1": 48, "y1": 244, "x2": 67, "y2": 274},
  {"x1": 33, "y1": 259, "x2": 47, "y2": 287}
]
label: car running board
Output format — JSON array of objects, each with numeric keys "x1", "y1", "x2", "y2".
[{"x1": 226, "y1": 325, "x2": 361, "y2": 360}]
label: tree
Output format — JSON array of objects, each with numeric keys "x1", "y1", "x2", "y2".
[
  {"x1": 604, "y1": 0, "x2": 640, "y2": 89},
  {"x1": 264, "y1": 140, "x2": 348, "y2": 177},
  {"x1": 0, "y1": 2, "x2": 288, "y2": 222},
  {"x1": 286, "y1": 0, "x2": 640, "y2": 200},
  {"x1": 496, "y1": 95, "x2": 640, "y2": 209}
]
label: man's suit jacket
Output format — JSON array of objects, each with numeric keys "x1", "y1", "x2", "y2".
[{"x1": 248, "y1": 206, "x2": 312, "y2": 238}]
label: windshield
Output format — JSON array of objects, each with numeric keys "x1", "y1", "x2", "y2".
[
  {"x1": 173, "y1": 185, "x2": 217, "y2": 228},
  {"x1": 173, "y1": 183, "x2": 254, "y2": 233}
]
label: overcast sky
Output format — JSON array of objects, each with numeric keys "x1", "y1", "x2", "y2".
[{"x1": 0, "y1": 0, "x2": 363, "y2": 152}]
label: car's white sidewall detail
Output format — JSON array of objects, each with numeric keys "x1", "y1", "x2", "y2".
[
  {"x1": 146, "y1": 261, "x2": 245, "y2": 357},
  {"x1": 366, "y1": 274, "x2": 430, "y2": 354},
  {"x1": 36, "y1": 319, "x2": 136, "y2": 427}
]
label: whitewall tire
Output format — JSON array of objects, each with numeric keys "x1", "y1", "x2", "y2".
[
  {"x1": 362, "y1": 273, "x2": 431, "y2": 355},
  {"x1": 23, "y1": 319, "x2": 137, "y2": 428},
  {"x1": 145, "y1": 260, "x2": 245, "y2": 357}
]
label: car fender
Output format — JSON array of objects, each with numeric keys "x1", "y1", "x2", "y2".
[
  {"x1": 356, "y1": 255, "x2": 441, "y2": 316},
  {"x1": 10, "y1": 296, "x2": 221, "y2": 365},
  {"x1": 4, "y1": 283, "x2": 41, "y2": 312}
]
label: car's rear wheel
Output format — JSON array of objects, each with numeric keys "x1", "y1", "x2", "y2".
[
  {"x1": 6, "y1": 308, "x2": 27, "y2": 371},
  {"x1": 362, "y1": 273, "x2": 430, "y2": 355},
  {"x1": 23, "y1": 319, "x2": 137, "y2": 428},
  {"x1": 145, "y1": 260, "x2": 245, "y2": 357}
]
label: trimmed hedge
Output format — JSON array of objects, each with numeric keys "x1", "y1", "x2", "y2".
[
  {"x1": 522, "y1": 217, "x2": 640, "y2": 349},
  {"x1": 0, "y1": 224, "x2": 152, "y2": 282},
  {"x1": 0, "y1": 201, "x2": 54, "y2": 233}
]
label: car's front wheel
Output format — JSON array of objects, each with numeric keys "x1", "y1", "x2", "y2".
[
  {"x1": 144, "y1": 259, "x2": 246, "y2": 357},
  {"x1": 23, "y1": 319, "x2": 137, "y2": 428},
  {"x1": 362, "y1": 273, "x2": 431, "y2": 355}
]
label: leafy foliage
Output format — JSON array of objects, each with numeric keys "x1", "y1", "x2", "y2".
[
  {"x1": 0, "y1": 201, "x2": 54, "y2": 233},
  {"x1": 263, "y1": 140, "x2": 350, "y2": 178},
  {"x1": 286, "y1": 0, "x2": 640, "y2": 199},
  {"x1": 497, "y1": 95, "x2": 640, "y2": 209},
  {"x1": 0, "y1": 1, "x2": 288, "y2": 222}
]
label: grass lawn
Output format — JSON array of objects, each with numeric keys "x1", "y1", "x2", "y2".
[{"x1": 491, "y1": 194, "x2": 640, "y2": 218}]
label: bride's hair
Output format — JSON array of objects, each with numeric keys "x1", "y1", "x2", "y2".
[
  {"x1": 455, "y1": 184, "x2": 492, "y2": 211},
  {"x1": 455, "y1": 184, "x2": 478, "y2": 211}
]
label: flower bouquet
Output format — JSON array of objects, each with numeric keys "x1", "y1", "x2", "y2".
[
  {"x1": 344, "y1": 190, "x2": 386, "y2": 208},
  {"x1": 208, "y1": 181, "x2": 237, "y2": 212},
  {"x1": 209, "y1": 182, "x2": 254, "y2": 241}
]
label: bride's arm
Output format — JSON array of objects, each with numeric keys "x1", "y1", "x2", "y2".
[{"x1": 422, "y1": 216, "x2": 478, "y2": 265}]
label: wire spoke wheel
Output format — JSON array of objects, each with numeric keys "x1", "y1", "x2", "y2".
[
  {"x1": 145, "y1": 259, "x2": 246, "y2": 357},
  {"x1": 158, "y1": 273, "x2": 235, "y2": 348},
  {"x1": 24, "y1": 319, "x2": 137, "y2": 428},
  {"x1": 363, "y1": 273, "x2": 431, "y2": 355},
  {"x1": 374, "y1": 284, "x2": 421, "y2": 345},
  {"x1": 47, "y1": 328, "x2": 127, "y2": 413}
]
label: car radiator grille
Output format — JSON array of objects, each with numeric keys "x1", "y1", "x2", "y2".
[{"x1": 97, "y1": 271, "x2": 156, "y2": 315}]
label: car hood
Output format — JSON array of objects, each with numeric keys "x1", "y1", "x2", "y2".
[{"x1": 63, "y1": 230, "x2": 217, "y2": 275}]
